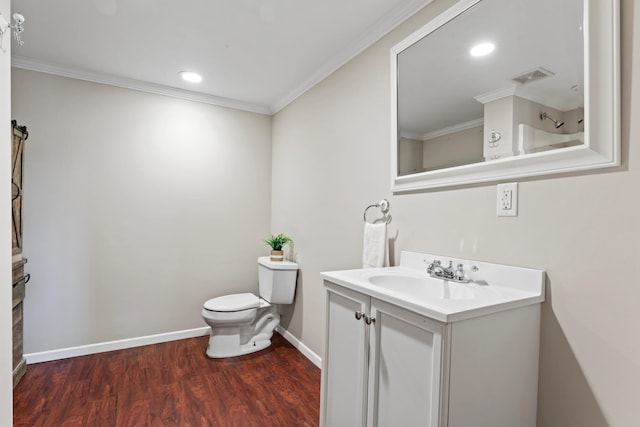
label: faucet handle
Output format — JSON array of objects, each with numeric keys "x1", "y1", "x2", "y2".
[
  {"x1": 455, "y1": 264, "x2": 465, "y2": 281},
  {"x1": 424, "y1": 259, "x2": 440, "y2": 270}
]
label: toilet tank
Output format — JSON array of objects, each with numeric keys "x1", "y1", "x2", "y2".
[{"x1": 258, "y1": 257, "x2": 298, "y2": 304}]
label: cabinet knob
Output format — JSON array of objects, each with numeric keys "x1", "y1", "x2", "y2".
[
  {"x1": 355, "y1": 311, "x2": 364, "y2": 320},
  {"x1": 364, "y1": 315, "x2": 375, "y2": 325}
]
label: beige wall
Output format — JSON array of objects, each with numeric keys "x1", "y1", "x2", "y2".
[
  {"x1": 272, "y1": 1, "x2": 639, "y2": 426},
  {"x1": 423, "y1": 125, "x2": 483, "y2": 170},
  {"x1": 398, "y1": 136, "x2": 424, "y2": 174},
  {"x1": 12, "y1": 69, "x2": 273, "y2": 352},
  {"x1": 1, "y1": 0, "x2": 12, "y2": 421}
]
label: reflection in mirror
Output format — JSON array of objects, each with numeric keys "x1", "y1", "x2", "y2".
[{"x1": 396, "y1": 0, "x2": 584, "y2": 176}]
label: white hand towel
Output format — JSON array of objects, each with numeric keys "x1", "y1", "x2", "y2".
[{"x1": 362, "y1": 222, "x2": 388, "y2": 268}]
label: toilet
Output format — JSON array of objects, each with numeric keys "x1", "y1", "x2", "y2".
[{"x1": 201, "y1": 256, "x2": 298, "y2": 358}]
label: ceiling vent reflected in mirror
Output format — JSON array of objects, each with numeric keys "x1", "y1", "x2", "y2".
[{"x1": 511, "y1": 67, "x2": 555, "y2": 85}]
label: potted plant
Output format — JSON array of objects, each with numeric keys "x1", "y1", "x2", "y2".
[{"x1": 264, "y1": 233, "x2": 292, "y2": 261}]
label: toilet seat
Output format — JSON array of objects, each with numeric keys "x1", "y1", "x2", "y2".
[{"x1": 204, "y1": 293, "x2": 260, "y2": 312}]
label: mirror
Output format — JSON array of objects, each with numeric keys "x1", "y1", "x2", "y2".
[{"x1": 391, "y1": 0, "x2": 619, "y2": 192}]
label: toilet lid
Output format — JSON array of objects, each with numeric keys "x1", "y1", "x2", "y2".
[{"x1": 203, "y1": 293, "x2": 260, "y2": 312}]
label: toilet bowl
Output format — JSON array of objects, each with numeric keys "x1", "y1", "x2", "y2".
[{"x1": 201, "y1": 257, "x2": 298, "y2": 358}]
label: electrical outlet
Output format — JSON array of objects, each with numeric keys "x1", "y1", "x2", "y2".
[
  {"x1": 497, "y1": 182, "x2": 518, "y2": 216},
  {"x1": 500, "y1": 188, "x2": 512, "y2": 209}
]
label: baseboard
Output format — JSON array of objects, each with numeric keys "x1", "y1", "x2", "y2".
[
  {"x1": 276, "y1": 325, "x2": 322, "y2": 368},
  {"x1": 24, "y1": 325, "x2": 322, "y2": 368},
  {"x1": 24, "y1": 326, "x2": 211, "y2": 364}
]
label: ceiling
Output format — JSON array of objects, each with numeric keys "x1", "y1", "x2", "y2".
[
  {"x1": 9, "y1": 0, "x2": 430, "y2": 114},
  {"x1": 397, "y1": 0, "x2": 584, "y2": 138}
]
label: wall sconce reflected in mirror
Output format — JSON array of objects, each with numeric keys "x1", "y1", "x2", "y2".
[{"x1": 0, "y1": 12, "x2": 25, "y2": 52}]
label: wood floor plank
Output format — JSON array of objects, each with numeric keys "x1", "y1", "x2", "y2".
[{"x1": 14, "y1": 333, "x2": 320, "y2": 426}]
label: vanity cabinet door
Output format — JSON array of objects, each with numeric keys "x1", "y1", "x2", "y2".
[
  {"x1": 321, "y1": 283, "x2": 370, "y2": 427},
  {"x1": 366, "y1": 298, "x2": 446, "y2": 427}
]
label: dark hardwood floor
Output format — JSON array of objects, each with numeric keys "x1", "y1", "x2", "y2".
[{"x1": 13, "y1": 333, "x2": 321, "y2": 426}]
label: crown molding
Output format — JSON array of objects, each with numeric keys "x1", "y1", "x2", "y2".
[
  {"x1": 399, "y1": 131, "x2": 424, "y2": 140},
  {"x1": 422, "y1": 118, "x2": 484, "y2": 141},
  {"x1": 474, "y1": 86, "x2": 518, "y2": 104},
  {"x1": 11, "y1": 0, "x2": 432, "y2": 117},
  {"x1": 11, "y1": 56, "x2": 272, "y2": 115},
  {"x1": 269, "y1": 0, "x2": 433, "y2": 114}
]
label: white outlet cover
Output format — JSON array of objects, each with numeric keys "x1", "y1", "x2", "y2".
[{"x1": 497, "y1": 182, "x2": 518, "y2": 216}]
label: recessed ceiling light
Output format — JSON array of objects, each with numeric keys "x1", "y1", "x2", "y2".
[
  {"x1": 180, "y1": 71, "x2": 203, "y2": 83},
  {"x1": 470, "y1": 42, "x2": 495, "y2": 57}
]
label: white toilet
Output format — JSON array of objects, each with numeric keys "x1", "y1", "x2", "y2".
[{"x1": 201, "y1": 256, "x2": 298, "y2": 358}]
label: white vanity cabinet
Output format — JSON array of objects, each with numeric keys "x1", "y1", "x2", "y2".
[
  {"x1": 320, "y1": 251, "x2": 544, "y2": 427},
  {"x1": 321, "y1": 282, "x2": 445, "y2": 427}
]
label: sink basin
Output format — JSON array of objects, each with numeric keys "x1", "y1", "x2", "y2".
[
  {"x1": 321, "y1": 251, "x2": 545, "y2": 322},
  {"x1": 368, "y1": 273, "x2": 478, "y2": 300}
]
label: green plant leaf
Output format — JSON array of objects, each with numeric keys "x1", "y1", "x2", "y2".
[{"x1": 264, "y1": 233, "x2": 292, "y2": 250}]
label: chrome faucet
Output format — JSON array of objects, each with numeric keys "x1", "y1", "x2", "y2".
[{"x1": 425, "y1": 259, "x2": 476, "y2": 283}]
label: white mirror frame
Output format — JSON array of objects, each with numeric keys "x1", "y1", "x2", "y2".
[{"x1": 391, "y1": 0, "x2": 620, "y2": 192}]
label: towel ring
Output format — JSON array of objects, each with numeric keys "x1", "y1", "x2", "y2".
[{"x1": 363, "y1": 199, "x2": 392, "y2": 224}]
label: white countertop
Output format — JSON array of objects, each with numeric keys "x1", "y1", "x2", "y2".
[{"x1": 321, "y1": 251, "x2": 545, "y2": 323}]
